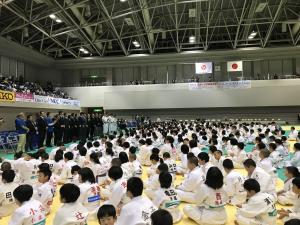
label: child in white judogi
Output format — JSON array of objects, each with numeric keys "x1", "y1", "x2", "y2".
[
  {"x1": 269, "y1": 143, "x2": 281, "y2": 168},
  {"x1": 40, "y1": 153, "x2": 55, "y2": 172},
  {"x1": 15, "y1": 153, "x2": 40, "y2": 185},
  {"x1": 288, "y1": 127, "x2": 298, "y2": 140},
  {"x1": 77, "y1": 168, "x2": 100, "y2": 220},
  {"x1": 235, "y1": 178, "x2": 277, "y2": 225},
  {"x1": 59, "y1": 152, "x2": 77, "y2": 184},
  {"x1": 223, "y1": 159, "x2": 247, "y2": 205},
  {"x1": 9, "y1": 184, "x2": 46, "y2": 225},
  {"x1": 183, "y1": 167, "x2": 228, "y2": 225},
  {"x1": 145, "y1": 163, "x2": 169, "y2": 200},
  {"x1": 198, "y1": 152, "x2": 213, "y2": 177},
  {"x1": 176, "y1": 156, "x2": 205, "y2": 204},
  {"x1": 278, "y1": 177, "x2": 300, "y2": 222},
  {"x1": 116, "y1": 177, "x2": 157, "y2": 225},
  {"x1": 163, "y1": 152, "x2": 177, "y2": 175},
  {"x1": 257, "y1": 149, "x2": 277, "y2": 184},
  {"x1": 230, "y1": 142, "x2": 247, "y2": 169},
  {"x1": 139, "y1": 138, "x2": 153, "y2": 166},
  {"x1": 147, "y1": 154, "x2": 160, "y2": 177},
  {"x1": 102, "y1": 166, "x2": 128, "y2": 209},
  {"x1": 33, "y1": 168, "x2": 54, "y2": 215},
  {"x1": 152, "y1": 171, "x2": 183, "y2": 223},
  {"x1": 289, "y1": 143, "x2": 300, "y2": 168},
  {"x1": 189, "y1": 139, "x2": 202, "y2": 157},
  {"x1": 53, "y1": 183, "x2": 88, "y2": 225},
  {"x1": 177, "y1": 144, "x2": 189, "y2": 174},
  {"x1": 212, "y1": 150, "x2": 225, "y2": 174},
  {"x1": 243, "y1": 159, "x2": 276, "y2": 197},
  {"x1": 277, "y1": 166, "x2": 299, "y2": 206},
  {"x1": 0, "y1": 170, "x2": 18, "y2": 217},
  {"x1": 129, "y1": 153, "x2": 143, "y2": 177}
]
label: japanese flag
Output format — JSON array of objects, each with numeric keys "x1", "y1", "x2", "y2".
[
  {"x1": 227, "y1": 61, "x2": 243, "y2": 72},
  {"x1": 195, "y1": 62, "x2": 213, "y2": 74}
]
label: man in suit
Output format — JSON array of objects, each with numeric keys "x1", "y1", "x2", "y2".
[
  {"x1": 25, "y1": 114, "x2": 37, "y2": 151},
  {"x1": 36, "y1": 111, "x2": 47, "y2": 148}
]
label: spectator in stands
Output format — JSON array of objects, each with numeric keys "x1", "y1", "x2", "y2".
[{"x1": 15, "y1": 113, "x2": 29, "y2": 152}]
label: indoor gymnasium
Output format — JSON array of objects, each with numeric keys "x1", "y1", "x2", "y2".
[{"x1": 0, "y1": 0, "x2": 300, "y2": 225}]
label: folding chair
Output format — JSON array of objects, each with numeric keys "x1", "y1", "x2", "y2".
[
  {"x1": 0, "y1": 134, "x2": 8, "y2": 153},
  {"x1": 7, "y1": 134, "x2": 19, "y2": 153}
]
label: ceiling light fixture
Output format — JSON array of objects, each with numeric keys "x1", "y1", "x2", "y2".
[
  {"x1": 248, "y1": 31, "x2": 257, "y2": 39},
  {"x1": 55, "y1": 19, "x2": 62, "y2": 23},
  {"x1": 189, "y1": 35, "x2": 196, "y2": 43},
  {"x1": 49, "y1": 14, "x2": 56, "y2": 19}
]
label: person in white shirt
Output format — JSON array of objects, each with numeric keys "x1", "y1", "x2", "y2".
[
  {"x1": 277, "y1": 166, "x2": 300, "y2": 206},
  {"x1": 97, "y1": 204, "x2": 117, "y2": 225},
  {"x1": 116, "y1": 177, "x2": 157, "y2": 225},
  {"x1": 288, "y1": 127, "x2": 298, "y2": 140},
  {"x1": 278, "y1": 177, "x2": 300, "y2": 222},
  {"x1": 76, "y1": 146, "x2": 88, "y2": 168},
  {"x1": 212, "y1": 150, "x2": 225, "y2": 174},
  {"x1": 40, "y1": 153, "x2": 55, "y2": 172},
  {"x1": 268, "y1": 143, "x2": 281, "y2": 168},
  {"x1": 197, "y1": 152, "x2": 213, "y2": 177},
  {"x1": 59, "y1": 151, "x2": 77, "y2": 184},
  {"x1": 222, "y1": 159, "x2": 247, "y2": 205},
  {"x1": 230, "y1": 142, "x2": 247, "y2": 169},
  {"x1": 176, "y1": 156, "x2": 205, "y2": 203},
  {"x1": 235, "y1": 178, "x2": 277, "y2": 225},
  {"x1": 138, "y1": 138, "x2": 153, "y2": 166},
  {"x1": 243, "y1": 159, "x2": 276, "y2": 197},
  {"x1": 160, "y1": 136, "x2": 177, "y2": 160},
  {"x1": 9, "y1": 184, "x2": 46, "y2": 225},
  {"x1": 0, "y1": 170, "x2": 18, "y2": 217},
  {"x1": 152, "y1": 171, "x2": 182, "y2": 223},
  {"x1": 77, "y1": 167, "x2": 101, "y2": 220},
  {"x1": 49, "y1": 141, "x2": 65, "y2": 160},
  {"x1": 189, "y1": 139, "x2": 202, "y2": 157},
  {"x1": 53, "y1": 183, "x2": 88, "y2": 225},
  {"x1": 147, "y1": 153, "x2": 161, "y2": 177},
  {"x1": 52, "y1": 150, "x2": 65, "y2": 178},
  {"x1": 151, "y1": 209, "x2": 173, "y2": 225},
  {"x1": 183, "y1": 167, "x2": 228, "y2": 225},
  {"x1": 128, "y1": 152, "x2": 143, "y2": 177},
  {"x1": 33, "y1": 166, "x2": 54, "y2": 215},
  {"x1": 102, "y1": 166, "x2": 128, "y2": 209},
  {"x1": 86, "y1": 152, "x2": 109, "y2": 184}
]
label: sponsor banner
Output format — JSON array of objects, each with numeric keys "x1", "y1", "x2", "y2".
[
  {"x1": 15, "y1": 92, "x2": 34, "y2": 102},
  {"x1": 0, "y1": 90, "x2": 15, "y2": 102},
  {"x1": 34, "y1": 95, "x2": 80, "y2": 107},
  {"x1": 189, "y1": 80, "x2": 251, "y2": 90}
]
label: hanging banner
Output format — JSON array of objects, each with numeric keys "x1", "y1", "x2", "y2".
[
  {"x1": 227, "y1": 61, "x2": 243, "y2": 72},
  {"x1": 195, "y1": 62, "x2": 213, "y2": 74},
  {"x1": 0, "y1": 90, "x2": 15, "y2": 102},
  {"x1": 189, "y1": 80, "x2": 251, "y2": 90},
  {"x1": 15, "y1": 92, "x2": 34, "y2": 102}
]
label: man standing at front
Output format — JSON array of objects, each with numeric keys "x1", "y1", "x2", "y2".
[{"x1": 15, "y1": 113, "x2": 29, "y2": 152}]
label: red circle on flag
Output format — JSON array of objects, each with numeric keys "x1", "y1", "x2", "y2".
[
  {"x1": 232, "y1": 63, "x2": 238, "y2": 70},
  {"x1": 201, "y1": 64, "x2": 207, "y2": 70}
]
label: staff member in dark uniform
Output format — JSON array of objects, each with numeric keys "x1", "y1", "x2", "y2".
[
  {"x1": 36, "y1": 111, "x2": 47, "y2": 148},
  {"x1": 25, "y1": 114, "x2": 37, "y2": 151},
  {"x1": 45, "y1": 112, "x2": 55, "y2": 147},
  {"x1": 78, "y1": 112, "x2": 87, "y2": 142},
  {"x1": 53, "y1": 115, "x2": 61, "y2": 146}
]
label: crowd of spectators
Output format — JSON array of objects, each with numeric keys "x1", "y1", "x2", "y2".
[{"x1": 0, "y1": 76, "x2": 72, "y2": 99}]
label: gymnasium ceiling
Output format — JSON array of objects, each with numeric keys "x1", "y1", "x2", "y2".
[{"x1": 0, "y1": 0, "x2": 300, "y2": 59}]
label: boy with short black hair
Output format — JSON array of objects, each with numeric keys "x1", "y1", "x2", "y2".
[
  {"x1": 116, "y1": 177, "x2": 157, "y2": 225},
  {"x1": 53, "y1": 183, "x2": 88, "y2": 225},
  {"x1": 0, "y1": 170, "x2": 18, "y2": 217},
  {"x1": 97, "y1": 204, "x2": 117, "y2": 225},
  {"x1": 151, "y1": 209, "x2": 173, "y2": 225},
  {"x1": 59, "y1": 151, "x2": 77, "y2": 184},
  {"x1": 9, "y1": 184, "x2": 46, "y2": 225},
  {"x1": 235, "y1": 179, "x2": 277, "y2": 225}
]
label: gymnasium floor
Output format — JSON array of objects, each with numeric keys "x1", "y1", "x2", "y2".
[{"x1": 0, "y1": 125, "x2": 299, "y2": 225}]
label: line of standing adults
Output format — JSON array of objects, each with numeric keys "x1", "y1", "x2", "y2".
[{"x1": 15, "y1": 111, "x2": 117, "y2": 152}]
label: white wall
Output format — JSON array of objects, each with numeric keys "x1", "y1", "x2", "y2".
[{"x1": 63, "y1": 79, "x2": 300, "y2": 109}]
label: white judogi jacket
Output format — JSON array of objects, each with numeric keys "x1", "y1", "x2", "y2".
[
  {"x1": 257, "y1": 158, "x2": 276, "y2": 177},
  {"x1": 232, "y1": 150, "x2": 247, "y2": 168},
  {"x1": 59, "y1": 160, "x2": 77, "y2": 183},
  {"x1": 33, "y1": 181, "x2": 54, "y2": 214},
  {"x1": 78, "y1": 182, "x2": 101, "y2": 213},
  {"x1": 9, "y1": 199, "x2": 46, "y2": 225},
  {"x1": 177, "y1": 167, "x2": 205, "y2": 192},
  {"x1": 16, "y1": 159, "x2": 40, "y2": 185},
  {"x1": 249, "y1": 167, "x2": 276, "y2": 196},
  {"x1": 104, "y1": 178, "x2": 128, "y2": 208},
  {"x1": 164, "y1": 158, "x2": 177, "y2": 174},
  {"x1": 236, "y1": 192, "x2": 277, "y2": 225},
  {"x1": 224, "y1": 170, "x2": 246, "y2": 205},
  {"x1": 53, "y1": 201, "x2": 88, "y2": 225},
  {"x1": 200, "y1": 162, "x2": 214, "y2": 177},
  {"x1": 289, "y1": 130, "x2": 298, "y2": 139},
  {"x1": 0, "y1": 182, "x2": 18, "y2": 217},
  {"x1": 286, "y1": 195, "x2": 300, "y2": 220},
  {"x1": 191, "y1": 147, "x2": 201, "y2": 157},
  {"x1": 153, "y1": 188, "x2": 182, "y2": 223},
  {"x1": 290, "y1": 151, "x2": 300, "y2": 168},
  {"x1": 116, "y1": 196, "x2": 157, "y2": 225}
]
